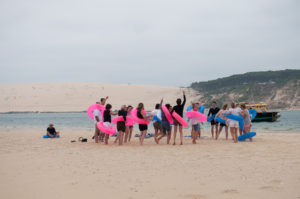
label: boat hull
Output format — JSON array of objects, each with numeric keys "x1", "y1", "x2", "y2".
[{"x1": 252, "y1": 112, "x2": 280, "y2": 122}]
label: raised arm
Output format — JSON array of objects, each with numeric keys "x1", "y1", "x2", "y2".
[{"x1": 182, "y1": 90, "x2": 186, "y2": 106}]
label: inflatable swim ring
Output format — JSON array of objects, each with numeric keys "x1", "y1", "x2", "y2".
[
  {"x1": 97, "y1": 122, "x2": 116, "y2": 135},
  {"x1": 207, "y1": 114, "x2": 216, "y2": 122},
  {"x1": 187, "y1": 104, "x2": 204, "y2": 113},
  {"x1": 238, "y1": 132, "x2": 256, "y2": 141},
  {"x1": 172, "y1": 111, "x2": 188, "y2": 127},
  {"x1": 249, "y1": 109, "x2": 257, "y2": 121},
  {"x1": 186, "y1": 111, "x2": 207, "y2": 122},
  {"x1": 131, "y1": 108, "x2": 150, "y2": 125},
  {"x1": 162, "y1": 104, "x2": 173, "y2": 124},
  {"x1": 87, "y1": 104, "x2": 105, "y2": 119}
]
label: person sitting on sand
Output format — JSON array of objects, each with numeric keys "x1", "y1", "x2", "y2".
[
  {"x1": 172, "y1": 90, "x2": 186, "y2": 145},
  {"x1": 47, "y1": 123, "x2": 60, "y2": 138}
]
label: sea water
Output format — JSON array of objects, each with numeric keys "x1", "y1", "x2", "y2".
[{"x1": 0, "y1": 110, "x2": 299, "y2": 133}]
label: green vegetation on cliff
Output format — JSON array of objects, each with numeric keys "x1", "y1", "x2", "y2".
[{"x1": 190, "y1": 69, "x2": 300, "y2": 109}]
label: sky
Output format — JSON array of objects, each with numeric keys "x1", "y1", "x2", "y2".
[{"x1": 0, "y1": 0, "x2": 299, "y2": 86}]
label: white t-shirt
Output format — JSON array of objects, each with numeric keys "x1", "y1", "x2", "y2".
[
  {"x1": 151, "y1": 109, "x2": 162, "y2": 120},
  {"x1": 228, "y1": 107, "x2": 241, "y2": 124},
  {"x1": 93, "y1": 109, "x2": 102, "y2": 124}
]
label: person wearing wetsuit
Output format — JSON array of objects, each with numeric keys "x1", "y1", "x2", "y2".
[
  {"x1": 207, "y1": 101, "x2": 220, "y2": 139},
  {"x1": 172, "y1": 90, "x2": 186, "y2": 145}
]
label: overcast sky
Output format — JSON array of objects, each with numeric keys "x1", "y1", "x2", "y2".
[{"x1": 0, "y1": 0, "x2": 299, "y2": 86}]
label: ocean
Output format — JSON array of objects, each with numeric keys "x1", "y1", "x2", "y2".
[{"x1": 0, "y1": 110, "x2": 299, "y2": 133}]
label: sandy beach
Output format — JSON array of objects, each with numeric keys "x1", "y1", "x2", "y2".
[
  {"x1": 0, "y1": 82, "x2": 198, "y2": 113},
  {"x1": 0, "y1": 129, "x2": 299, "y2": 199}
]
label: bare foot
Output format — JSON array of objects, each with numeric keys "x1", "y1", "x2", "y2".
[
  {"x1": 173, "y1": 142, "x2": 176, "y2": 145},
  {"x1": 180, "y1": 142, "x2": 183, "y2": 145}
]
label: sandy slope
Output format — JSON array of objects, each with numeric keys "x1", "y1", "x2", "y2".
[
  {"x1": 0, "y1": 82, "x2": 198, "y2": 113},
  {"x1": 0, "y1": 129, "x2": 299, "y2": 199}
]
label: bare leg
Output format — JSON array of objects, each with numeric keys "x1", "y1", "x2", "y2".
[
  {"x1": 140, "y1": 130, "x2": 147, "y2": 145},
  {"x1": 114, "y1": 133, "x2": 120, "y2": 143},
  {"x1": 128, "y1": 127, "x2": 133, "y2": 142},
  {"x1": 105, "y1": 134, "x2": 109, "y2": 145},
  {"x1": 216, "y1": 126, "x2": 223, "y2": 140},
  {"x1": 124, "y1": 126, "x2": 129, "y2": 143},
  {"x1": 119, "y1": 131, "x2": 124, "y2": 145},
  {"x1": 211, "y1": 125, "x2": 214, "y2": 139},
  {"x1": 173, "y1": 125, "x2": 178, "y2": 145},
  {"x1": 215, "y1": 124, "x2": 219, "y2": 139},
  {"x1": 225, "y1": 126, "x2": 228, "y2": 140},
  {"x1": 233, "y1": 128, "x2": 238, "y2": 143},
  {"x1": 94, "y1": 125, "x2": 99, "y2": 143},
  {"x1": 167, "y1": 131, "x2": 171, "y2": 144},
  {"x1": 179, "y1": 125, "x2": 183, "y2": 145},
  {"x1": 192, "y1": 130, "x2": 196, "y2": 144}
]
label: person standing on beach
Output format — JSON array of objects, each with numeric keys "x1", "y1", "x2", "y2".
[
  {"x1": 172, "y1": 90, "x2": 186, "y2": 145},
  {"x1": 125, "y1": 105, "x2": 134, "y2": 142},
  {"x1": 137, "y1": 103, "x2": 151, "y2": 145},
  {"x1": 152, "y1": 104, "x2": 162, "y2": 142},
  {"x1": 191, "y1": 103, "x2": 201, "y2": 144},
  {"x1": 116, "y1": 105, "x2": 127, "y2": 145},
  {"x1": 240, "y1": 104, "x2": 253, "y2": 141},
  {"x1": 103, "y1": 104, "x2": 118, "y2": 144},
  {"x1": 215, "y1": 104, "x2": 229, "y2": 140},
  {"x1": 207, "y1": 101, "x2": 220, "y2": 139},
  {"x1": 155, "y1": 99, "x2": 172, "y2": 144},
  {"x1": 225, "y1": 102, "x2": 241, "y2": 143},
  {"x1": 93, "y1": 96, "x2": 108, "y2": 143}
]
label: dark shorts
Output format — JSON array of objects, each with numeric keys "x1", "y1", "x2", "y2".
[
  {"x1": 139, "y1": 124, "x2": 148, "y2": 131},
  {"x1": 211, "y1": 120, "x2": 219, "y2": 125},
  {"x1": 162, "y1": 121, "x2": 171, "y2": 133},
  {"x1": 117, "y1": 122, "x2": 126, "y2": 132},
  {"x1": 173, "y1": 119, "x2": 182, "y2": 126},
  {"x1": 153, "y1": 122, "x2": 162, "y2": 130},
  {"x1": 192, "y1": 124, "x2": 200, "y2": 131},
  {"x1": 220, "y1": 123, "x2": 226, "y2": 127}
]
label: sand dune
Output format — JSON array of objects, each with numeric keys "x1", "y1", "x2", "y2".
[
  {"x1": 0, "y1": 129, "x2": 299, "y2": 199},
  {"x1": 0, "y1": 82, "x2": 198, "y2": 113}
]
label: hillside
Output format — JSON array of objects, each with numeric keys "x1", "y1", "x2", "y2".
[{"x1": 190, "y1": 69, "x2": 300, "y2": 110}]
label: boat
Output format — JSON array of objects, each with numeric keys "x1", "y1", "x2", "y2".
[{"x1": 237, "y1": 103, "x2": 280, "y2": 122}]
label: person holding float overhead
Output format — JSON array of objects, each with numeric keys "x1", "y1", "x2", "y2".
[
  {"x1": 103, "y1": 103, "x2": 118, "y2": 145},
  {"x1": 240, "y1": 104, "x2": 253, "y2": 142},
  {"x1": 172, "y1": 90, "x2": 186, "y2": 145},
  {"x1": 136, "y1": 103, "x2": 151, "y2": 145},
  {"x1": 151, "y1": 104, "x2": 162, "y2": 141},
  {"x1": 207, "y1": 101, "x2": 220, "y2": 139},
  {"x1": 113, "y1": 105, "x2": 127, "y2": 145},
  {"x1": 225, "y1": 102, "x2": 241, "y2": 143},
  {"x1": 215, "y1": 104, "x2": 229, "y2": 140},
  {"x1": 125, "y1": 105, "x2": 134, "y2": 143},
  {"x1": 190, "y1": 103, "x2": 201, "y2": 144},
  {"x1": 155, "y1": 99, "x2": 172, "y2": 145}
]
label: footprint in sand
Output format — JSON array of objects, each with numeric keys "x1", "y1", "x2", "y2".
[
  {"x1": 184, "y1": 194, "x2": 206, "y2": 199},
  {"x1": 222, "y1": 189, "x2": 239, "y2": 194}
]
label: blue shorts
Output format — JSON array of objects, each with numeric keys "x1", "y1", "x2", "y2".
[
  {"x1": 193, "y1": 124, "x2": 200, "y2": 131},
  {"x1": 162, "y1": 121, "x2": 171, "y2": 133}
]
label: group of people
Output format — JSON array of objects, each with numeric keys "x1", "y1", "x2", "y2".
[{"x1": 86, "y1": 90, "x2": 253, "y2": 146}]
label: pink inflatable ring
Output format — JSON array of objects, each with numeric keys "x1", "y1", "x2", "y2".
[
  {"x1": 97, "y1": 122, "x2": 117, "y2": 135},
  {"x1": 162, "y1": 104, "x2": 173, "y2": 124},
  {"x1": 87, "y1": 104, "x2": 105, "y2": 119},
  {"x1": 131, "y1": 108, "x2": 150, "y2": 125},
  {"x1": 186, "y1": 111, "x2": 207, "y2": 122},
  {"x1": 172, "y1": 111, "x2": 188, "y2": 127}
]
